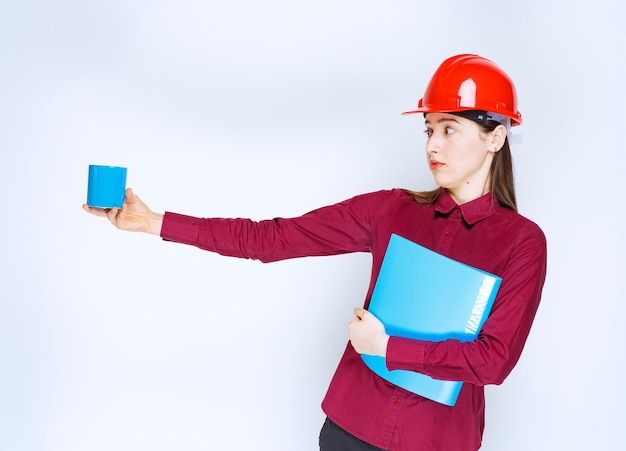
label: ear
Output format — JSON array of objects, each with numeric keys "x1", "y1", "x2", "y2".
[{"x1": 488, "y1": 124, "x2": 508, "y2": 152}]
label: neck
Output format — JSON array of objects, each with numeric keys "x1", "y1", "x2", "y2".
[{"x1": 447, "y1": 178, "x2": 491, "y2": 205}]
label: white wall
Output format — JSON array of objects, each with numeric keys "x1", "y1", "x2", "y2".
[{"x1": 1, "y1": 1, "x2": 624, "y2": 450}]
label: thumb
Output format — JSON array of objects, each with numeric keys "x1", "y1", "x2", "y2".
[
  {"x1": 124, "y1": 187, "x2": 136, "y2": 203},
  {"x1": 353, "y1": 307, "x2": 368, "y2": 320},
  {"x1": 124, "y1": 188, "x2": 147, "y2": 210}
]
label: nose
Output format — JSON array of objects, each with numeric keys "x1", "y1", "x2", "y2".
[{"x1": 425, "y1": 135, "x2": 439, "y2": 155}]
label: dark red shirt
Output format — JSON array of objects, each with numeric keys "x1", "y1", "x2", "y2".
[{"x1": 160, "y1": 189, "x2": 547, "y2": 451}]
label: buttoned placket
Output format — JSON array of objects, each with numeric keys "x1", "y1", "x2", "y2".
[
  {"x1": 435, "y1": 207, "x2": 463, "y2": 254},
  {"x1": 377, "y1": 387, "x2": 410, "y2": 450}
]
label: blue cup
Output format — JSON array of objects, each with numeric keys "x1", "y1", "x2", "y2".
[{"x1": 87, "y1": 165, "x2": 127, "y2": 208}]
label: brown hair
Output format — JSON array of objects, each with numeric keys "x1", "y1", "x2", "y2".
[{"x1": 406, "y1": 118, "x2": 517, "y2": 212}]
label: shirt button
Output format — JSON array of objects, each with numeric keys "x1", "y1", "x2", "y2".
[
  {"x1": 445, "y1": 231, "x2": 452, "y2": 237},
  {"x1": 393, "y1": 397, "x2": 400, "y2": 404}
]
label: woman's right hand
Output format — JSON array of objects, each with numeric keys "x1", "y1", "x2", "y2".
[{"x1": 82, "y1": 187, "x2": 164, "y2": 235}]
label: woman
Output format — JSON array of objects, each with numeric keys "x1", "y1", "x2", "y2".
[{"x1": 84, "y1": 54, "x2": 547, "y2": 451}]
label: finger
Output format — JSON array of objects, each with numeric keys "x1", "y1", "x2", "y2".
[
  {"x1": 116, "y1": 202, "x2": 131, "y2": 228},
  {"x1": 106, "y1": 206, "x2": 119, "y2": 225},
  {"x1": 82, "y1": 204, "x2": 109, "y2": 217}
]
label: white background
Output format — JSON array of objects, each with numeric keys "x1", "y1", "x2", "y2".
[{"x1": 1, "y1": 1, "x2": 624, "y2": 450}]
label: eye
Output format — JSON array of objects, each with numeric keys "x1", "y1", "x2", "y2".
[
  {"x1": 444, "y1": 127, "x2": 455, "y2": 135},
  {"x1": 423, "y1": 129, "x2": 432, "y2": 138}
]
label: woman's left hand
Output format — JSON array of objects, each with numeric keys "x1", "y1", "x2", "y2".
[{"x1": 348, "y1": 308, "x2": 390, "y2": 357}]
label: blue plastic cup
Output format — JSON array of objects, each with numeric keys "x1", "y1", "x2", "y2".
[{"x1": 87, "y1": 165, "x2": 127, "y2": 208}]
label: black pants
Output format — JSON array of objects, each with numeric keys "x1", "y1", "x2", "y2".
[{"x1": 319, "y1": 417, "x2": 387, "y2": 451}]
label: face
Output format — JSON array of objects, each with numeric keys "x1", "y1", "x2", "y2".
[{"x1": 423, "y1": 112, "x2": 501, "y2": 204}]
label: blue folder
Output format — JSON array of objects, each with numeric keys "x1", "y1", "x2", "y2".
[{"x1": 361, "y1": 234, "x2": 502, "y2": 406}]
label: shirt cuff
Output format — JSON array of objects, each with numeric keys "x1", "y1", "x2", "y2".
[
  {"x1": 160, "y1": 212, "x2": 201, "y2": 246},
  {"x1": 386, "y1": 336, "x2": 427, "y2": 372}
]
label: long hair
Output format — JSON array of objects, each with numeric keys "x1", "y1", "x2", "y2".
[{"x1": 406, "y1": 119, "x2": 517, "y2": 212}]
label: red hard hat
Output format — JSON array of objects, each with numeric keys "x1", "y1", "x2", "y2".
[{"x1": 403, "y1": 54, "x2": 522, "y2": 126}]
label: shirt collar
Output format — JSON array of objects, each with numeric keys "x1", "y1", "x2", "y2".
[{"x1": 434, "y1": 189, "x2": 497, "y2": 225}]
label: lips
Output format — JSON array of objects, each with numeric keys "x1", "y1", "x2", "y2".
[{"x1": 430, "y1": 160, "x2": 444, "y2": 170}]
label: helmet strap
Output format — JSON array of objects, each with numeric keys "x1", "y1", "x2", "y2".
[{"x1": 450, "y1": 110, "x2": 511, "y2": 131}]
